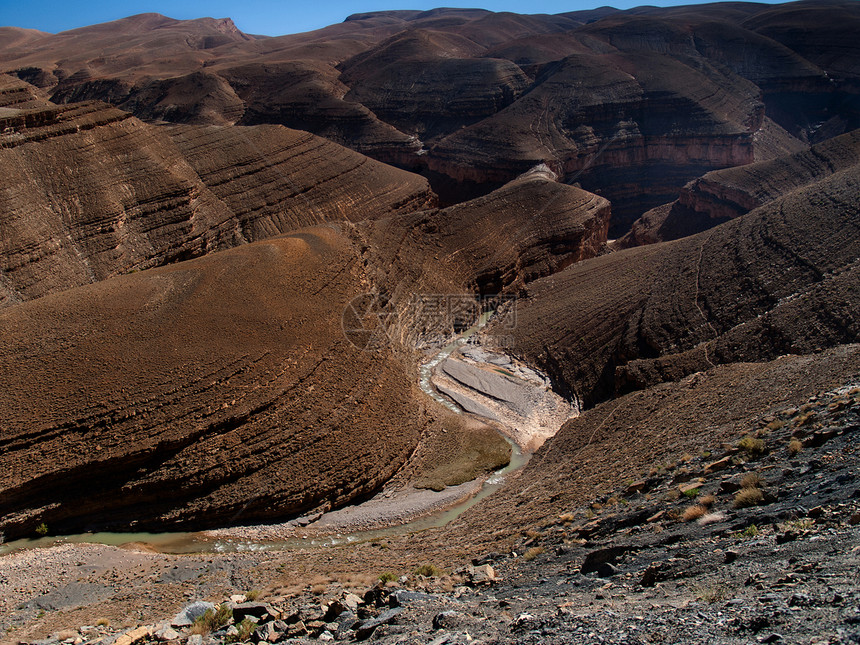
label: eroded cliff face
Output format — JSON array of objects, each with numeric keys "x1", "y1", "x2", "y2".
[
  {"x1": 494, "y1": 164, "x2": 860, "y2": 407},
  {"x1": 424, "y1": 41, "x2": 766, "y2": 234},
  {"x1": 358, "y1": 167, "x2": 610, "y2": 348},
  {"x1": 3, "y1": 3, "x2": 857, "y2": 236},
  {"x1": 618, "y1": 128, "x2": 860, "y2": 246},
  {"x1": 0, "y1": 227, "x2": 427, "y2": 540},
  {"x1": 0, "y1": 94, "x2": 239, "y2": 307},
  {"x1": 0, "y1": 76, "x2": 434, "y2": 307}
]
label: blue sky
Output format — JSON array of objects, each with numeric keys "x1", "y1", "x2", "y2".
[{"x1": 1, "y1": 0, "x2": 780, "y2": 36}]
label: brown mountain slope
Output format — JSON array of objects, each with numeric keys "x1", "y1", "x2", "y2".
[
  {"x1": 0, "y1": 167, "x2": 610, "y2": 541},
  {"x1": 444, "y1": 343, "x2": 860, "y2": 543},
  {"x1": 3, "y1": 3, "x2": 857, "y2": 233},
  {"x1": 357, "y1": 167, "x2": 610, "y2": 344},
  {"x1": 620, "y1": 128, "x2": 860, "y2": 246},
  {"x1": 166, "y1": 124, "x2": 435, "y2": 241},
  {"x1": 0, "y1": 77, "x2": 433, "y2": 306},
  {"x1": 485, "y1": 164, "x2": 860, "y2": 408},
  {"x1": 0, "y1": 227, "x2": 427, "y2": 540},
  {"x1": 0, "y1": 91, "x2": 238, "y2": 307}
]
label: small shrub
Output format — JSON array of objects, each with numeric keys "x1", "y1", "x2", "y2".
[
  {"x1": 524, "y1": 529, "x2": 543, "y2": 539},
  {"x1": 788, "y1": 438, "x2": 803, "y2": 456},
  {"x1": 310, "y1": 583, "x2": 327, "y2": 595},
  {"x1": 227, "y1": 618, "x2": 256, "y2": 643},
  {"x1": 766, "y1": 419, "x2": 785, "y2": 431},
  {"x1": 683, "y1": 505, "x2": 707, "y2": 522},
  {"x1": 35, "y1": 523, "x2": 48, "y2": 537},
  {"x1": 794, "y1": 412, "x2": 815, "y2": 427},
  {"x1": 244, "y1": 589, "x2": 260, "y2": 601},
  {"x1": 682, "y1": 487, "x2": 701, "y2": 499},
  {"x1": 740, "y1": 524, "x2": 759, "y2": 538},
  {"x1": 414, "y1": 564, "x2": 441, "y2": 578},
  {"x1": 734, "y1": 488, "x2": 765, "y2": 509},
  {"x1": 738, "y1": 435, "x2": 765, "y2": 456},
  {"x1": 700, "y1": 494, "x2": 716, "y2": 508},
  {"x1": 378, "y1": 572, "x2": 397, "y2": 583},
  {"x1": 783, "y1": 518, "x2": 814, "y2": 531},
  {"x1": 190, "y1": 604, "x2": 232, "y2": 635},
  {"x1": 558, "y1": 513, "x2": 575, "y2": 524},
  {"x1": 693, "y1": 582, "x2": 732, "y2": 604},
  {"x1": 95, "y1": 618, "x2": 109, "y2": 628},
  {"x1": 740, "y1": 472, "x2": 764, "y2": 489},
  {"x1": 523, "y1": 546, "x2": 545, "y2": 561}
]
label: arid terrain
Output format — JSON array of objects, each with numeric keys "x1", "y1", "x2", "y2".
[{"x1": 0, "y1": 1, "x2": 859, "y2": 643}]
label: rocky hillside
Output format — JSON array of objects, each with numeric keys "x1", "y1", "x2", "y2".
[
  {"x1": 488, "y1": 161, "x2": 860, "y2": 407},
  {"x1": 620, "y1": 128, "x2": 860, "y2": 246},
  {"x1": 2, "y1": 353, "x2": 857, "y2": 644},
  {"x1": 0, "y1": 75, "x2": 433, "y2": 307},
  {"x1": 0, "y1": 227, "x2": 429, "y2": 540},
  {"x1": 2, "y1": 2, "x2": 858, "y2": 229}
]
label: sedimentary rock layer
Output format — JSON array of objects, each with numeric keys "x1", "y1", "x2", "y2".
[
  {"x1": 3, "y1": 3, "x2": 857, "y2": 233},
  {"x1": 0, "y1": 227, "x2": 425, "y2": 540},
  {"x1": 0, "y1": 78, "x2": 433, "y2": 306},
  {"x1": 359, "y1": 167, "x2": 610, "y2": 345},
  {"x1": 166, "y1": 124, "x2": 435, "y2": 241},
  {"x1": 489, "y1": 165, "x2": 860, "y2": 407},
  {"x1": 621, "y1": 128, "x2": 860, "y2": 245}
]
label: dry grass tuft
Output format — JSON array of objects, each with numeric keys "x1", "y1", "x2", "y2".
[
  {"x1": 693, "y1": 582, "x2": 732, "y2": 604},
  {"x1": 190, "y1": 604, "x2": 232, "y2": 636},
  {"x1": 740, "y1": 472, "x2": 764, "y2": 489},
  {"x1": 698, "y1": 511, "x2": 726, "y2": 526},
  {"x1": 683, "y1": 505, "x2": 708, "y2": 522},
  {"x1": 335, "y1": 572, "x2": 377, "y2": 589},
  {"x1": 664, "y1": 489, "x2": 681, "y2": 502},
  {"x1": 414, "y1": 564, "x2": 442, "y2": 578},
  {"x1": 733, "y1": 488, "x2": 765, "y2": 509},
  {"x1": 523, "y1": 546, "x2": 545, "y2": 561},
  {"x1": 738, "y1": 435, "x2": 765, "y2": 456},
  {"x1": 699, "y1": 494, "x2": 717, "y2": 508},
  {"x1": 788, "y1": 438, "x2": 803, "y2": 456}
]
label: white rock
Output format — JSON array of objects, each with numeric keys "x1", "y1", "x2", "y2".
[{"x1": 155, "y1": 626, "x2": 180, "y2": 641}]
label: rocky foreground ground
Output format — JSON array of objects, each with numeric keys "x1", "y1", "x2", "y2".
[{"x1": 4, "y1": 383, "x2": 857, "y2": 645}]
